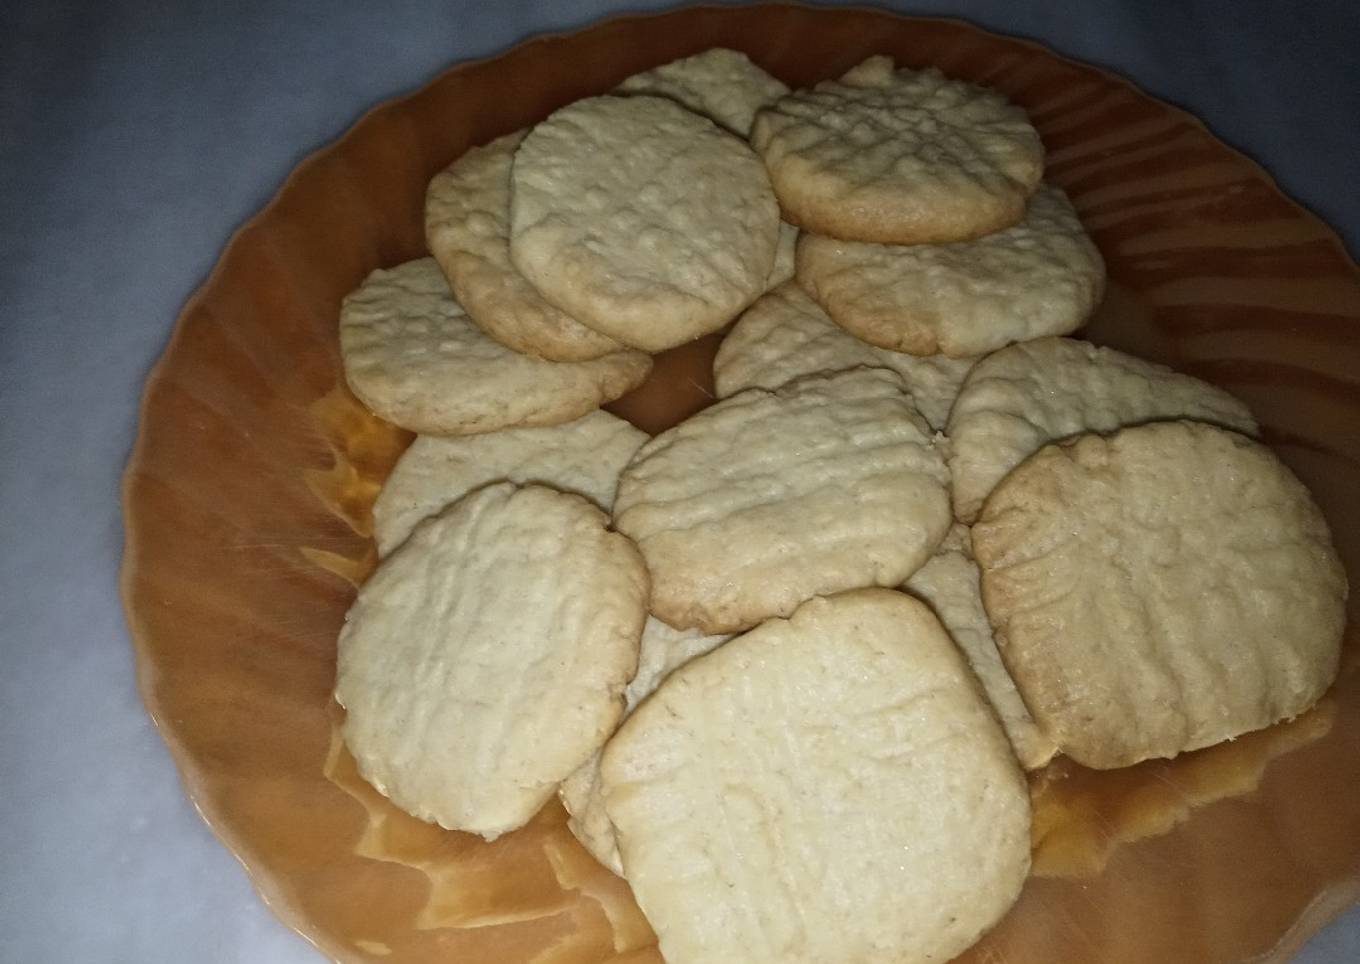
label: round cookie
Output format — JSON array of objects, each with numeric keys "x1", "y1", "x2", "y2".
[
  {"x1": 425, "y1": 131, "x2": 627, "y2": 361},
  {"x1": 335, "y1": 482, "x2": 650, "y2": 839},
  {"x1": 338, "y1": 258, "x2": 650, "y2": 436},
  {"x1": 559, "y1": 617, "x2": 731, "y2": 874},
  {"x1": 601, "y1": 589, "x2": 1031, "y2": 964},
  {"x1": 509, "y1": 95, "x2": 780, "y2": 352},
  {"x1": 713, "y1": 282, "x2": 976, "y2": 430},
  {"x1": 614, "y1": 50, "x2": 798, "y2": 294},
  {"x1": 796, "y1": 184, "x2": 1104, "y2": 357},
  {"x1": 372, "y1": 410, "x2": 647, "y2": 557},
  {"x1": 614, "y1": 368, "x2": 951, "y2": 634},
  {"x1": 904, "y1": 524, "x2": 1056, "y2": 770},
  {"x1": 615, "y1": 47, "x2": 789, "y2": 137},
  {"x1": 972, "y1": 421, "x2": 1347, "y2": 770},
  {"x1": 946, "y1": 336, "x2": 1258, "y2": 522},
  {"x1": 750, "y1": 55, "x2": 1043, "y2": 244}
]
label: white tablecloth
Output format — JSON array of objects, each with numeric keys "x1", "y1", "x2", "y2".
[{"x1": 2, "y1": 1, "x2": 1356, "y2": 960}]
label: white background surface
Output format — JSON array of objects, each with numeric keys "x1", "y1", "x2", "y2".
[{"x1": 2, "y1": 1, "x2": 1357, "y2": 961}]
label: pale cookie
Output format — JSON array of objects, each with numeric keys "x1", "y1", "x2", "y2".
[
  {"x1": 425, "y1": 131, "x2": 627, "y2": 361},
  {"x1": 558, "y1": 754, "x2": 617, "y2": 876},
  {"x1": 973, "y1": 421, "x2": 1347, "y2": 770},
  {"x1": 601, "y1": 590, "x2": 1031, "y2": 964},
  {"x1": 713, "y1": 282, "x2": 976, "y2": 429},
  {"x1": 615, "y1": 47, "x2": 789, "y2": 137},
  {"x1": 617, "y1": 56, "x2": 794, "y2": 295},
  {"x1": 797, "y1": 184, "x2": 1104, "y2": 357},
  {"x1": 510, "y1": 95, "x2": 780, "y2": 352},
  {"x1": 767, "y1": 220, "x2": 798, "y2": 291},
  {"x1": 751, "y1": 55, "x2": 1043, "y2": 244},
  {"x1": 947, "y1": 336, "x2": 1258, "y2": 522},
  {"x1": 904, "y1": 524, "x2": 1056, "y2": 770},
  {"x1": 614, "y1": 48, "x2": 797, "y2": 294},
  {"x1": 560, "y1": 618, "x2": 731, "y2": 874},
  {"x1": 335, "y1": 482, "x2": 649, "y2": 839},
  {"x1": 614, "y1": 368, "x2": 951, "y2": 634},
  {"x1": 338, "y1": 258, "x2": 650, "y2": 436},
  {"x1": 371, "y1": 410, "x2": 648, "y2": 557}
]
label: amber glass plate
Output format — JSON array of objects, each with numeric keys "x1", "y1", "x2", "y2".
[{"x1": 121, "y1": 5, "x2": 1360, "y2": 962}]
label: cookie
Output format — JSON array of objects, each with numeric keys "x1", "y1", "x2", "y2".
[
  {"x1": 425, "y1": 131, "x2": 627, "y2": 361},
  {"x1": 601, "y1": 589, "x2": 1031, "y2": 964},
  {"x1": 796, "y1": 184, "x2": 1104, "y2": 357},
  {"x1": 615, "y1": 47, "x2": 797, "y2": 292},
  {"x1": 766, "y1": 220, "x2": 798, "y2": 291},
  {"x1": 510, "y1": 95, "x2": 780, "y2": 352},
  {"x1": 371, "y1": 410, "x2": 648, "y2": 557},
  {"x1": 946, "y1": 336, "x2": 1258, "y2": 522},
  {"x1": 338, "y1": 259, "x2": 651, "y2": 436},
  {"x1": 557, "y1": 754, "x2": 616, "y2": 876},
  {"x1": 614, "y1": 368, "x2": 951, "y2": 633},
  {"x1": 559, "y1": 618, "x2": 731, "y2": 874},
  {"x1": 615, "y1": 47, "x2": 789, "y2": 137},
  {"x1": 750, "y1": 55, "x2": 1043, "y2": 244},
  {"x1": 904, "y1": 524, "x2": 1056, "y2": 770},
  {"x1": 712, "y1": 282, "x2": 976, "y2": 430},
  {"x1": 973, "y1": 421, "x2": 1347, "y2": 769},
  {"x1": 335, "y1": 482, "x2": 649, "y2": 839},
  {"x1": 615, "y1": 47, "x2": 798, "y2": 292}
]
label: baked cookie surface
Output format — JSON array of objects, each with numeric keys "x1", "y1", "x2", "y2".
[
  {"x1": 947, "y1": 336, "x2": 1257, "y2": 522},
  {"x1": 425, "y1": 131, "x2": 627, "y2": 361},
  {"x1": 751, "y1": 55, "x2": 1043, "y2": 243},
  {"x1": 713, "y1": 282, "x2": 975, "y2": 430},
  {"x1": 559, "y1": 617, "x2": 730, "y2": 874},
  {"x1": 510, "y1": 95, "x2": 779, "y2": 351},
  {"x1": 371, "y1": 410, "x2": 647, "y2": 557},
  {"x1": 973, "y1": 421, "x2": 1346, "y2": 769},
  {"x1": 904, "y1": 524, "x2": 1056, "y2": 769},
  {"x1": 601, "y1": 589, "x2": 1031, "y2": 964},
  {"x1": 338, "y1": 259, "x2": 650, "y2": 435},
  {"x1": 335, "y1": 482, "x2": 649, "y2": 839},
  {"x1": 615, "y1": 47, "x2": 789, "y2": 137},
  {"x1": 614, "y1": 368, "x2": 951, "y2": 633},
  {"x1": 797, "y1": 184, "x2": 1104, "y2": 357}
]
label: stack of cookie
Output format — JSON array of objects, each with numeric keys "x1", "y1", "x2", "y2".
[
  {"x1": 341, "y1": 49, "x2": 798, "y2": 441},
  {"x1": 333, "y1": 49, "x2": 1347, "y2": 964}
]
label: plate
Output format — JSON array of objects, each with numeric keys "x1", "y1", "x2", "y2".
[{"x1": 121, "y1": 5, "x2": 1360, "y2": 962}]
